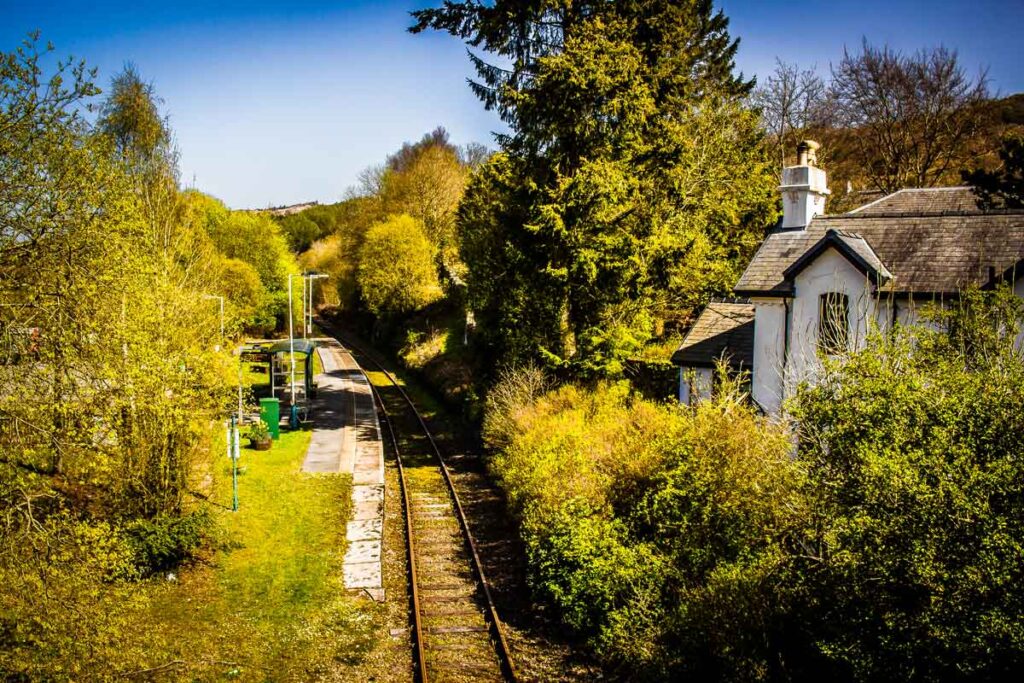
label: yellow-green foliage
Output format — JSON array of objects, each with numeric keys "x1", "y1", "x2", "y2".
[
  {"x1": 487, "y1": 375, "x2": 802, "y2": 678},
  {"x1": 380, "y1": 143, "x2": 468, "y2": 270},
  {"x1": 182, "y1": 190, "x2": 301, "y2": 333},
  {"x1": 357, "y1": 214, "x2": 442, "y2": 315},
  {"x1": 400, "y1": 328, "x2": 449, "y2": 369},
  {"x1": 300, "y1": 234, "x2": 353, "y2": 308},
  {"x1": 0, "y1": 39, "x2": 304, "y2": 676}
]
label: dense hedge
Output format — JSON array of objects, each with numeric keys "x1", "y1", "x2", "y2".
[{"x1": 485, "y1": 290, "x2": 1024, "y2": 681}]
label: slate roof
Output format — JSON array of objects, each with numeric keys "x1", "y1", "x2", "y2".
[
  {"x1": 735, "y1": 189, "x2": 1024, "y2": 296},
  {"x1": 783, "y1": 230, "x2": 893, "y2": 285},
  {"x1": 848, "y1": 186, "x2": 981, "y2": 215},
  {"x1": 671, "y1": 301, "x2": 755, "y2": 368}
]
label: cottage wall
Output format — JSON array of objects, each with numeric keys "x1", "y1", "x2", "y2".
[
  {"x1": 786, "y1": 248, "x2": 894, "y2": 403},
  {"x1": 751, "y1": 299, "x2": 786, "y2": 414}
]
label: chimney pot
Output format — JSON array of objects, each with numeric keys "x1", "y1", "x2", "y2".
[
  {"x1": 796, "y1": 139, "x2": 820, "y2": 167},
  {"x1": 780, "y1": 141, "x2": 829, "y2": 230}
]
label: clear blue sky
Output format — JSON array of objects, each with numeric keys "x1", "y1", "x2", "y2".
[{"x1": 2, "y1": 1, "x2": 1021, "y2": 209}]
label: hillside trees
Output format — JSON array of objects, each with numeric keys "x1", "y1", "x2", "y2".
[
  {"x1": 357, "y1": 214, "x2": 442, "y2": 316},
  {"x1": 830, "y1": 41, "x2": 989, "y2": 193},
  {"x1": 380, "y1": 140, "x2": 468, "y2": 274},
  {"x1": 963, "y1": 132, "x2": 1024, "y2": 208},
  {"x1": 295, "y1": 129, "x2": 477, "y2": 316},
  {"x1": 751, "y1": 59, "x2": 829, "y2": 169},
  {"x1": 754, "y1": 42, "x2": 996, "y2": 206},
  {"x1": 184, "y1": 191, "x2": 298, "y2": 333},
  {"x1": 413, "y1": 0, "x2": 778, "y2": 378}
]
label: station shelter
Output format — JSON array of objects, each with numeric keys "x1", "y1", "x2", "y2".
[{"x1": 240, "y1": 339, "x2": 317, "y2": 406}]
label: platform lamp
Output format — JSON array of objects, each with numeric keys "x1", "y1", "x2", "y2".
[
  {"x1": 287, "y1": 273, "x2": 299, "y2": 429},
  {"x1": 305, "y1": 272, "x2": 328, "y2": 336}
]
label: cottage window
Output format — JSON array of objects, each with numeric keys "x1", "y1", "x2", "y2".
[{"x1": 819, "y1": 292, "x2": 849, "y2": 354}]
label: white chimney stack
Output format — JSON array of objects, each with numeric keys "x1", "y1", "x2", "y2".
[{"x1": 779, "y1": 140, "x2": 829, "y2": 230}]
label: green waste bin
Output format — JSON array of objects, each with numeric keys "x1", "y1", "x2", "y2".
[{"x1": 259, "y1": 397, "x2": 281, "y2": 440}]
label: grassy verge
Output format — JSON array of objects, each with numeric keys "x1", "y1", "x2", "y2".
[{"x1": 133, "y1": 428, "x2": 381, "y2": 681}]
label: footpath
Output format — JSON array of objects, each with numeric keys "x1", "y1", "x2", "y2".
[{"x1": 301, "y1": 338, "x2": 385, "y2": 601}]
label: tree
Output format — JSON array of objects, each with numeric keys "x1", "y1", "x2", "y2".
[
  {"x1": 751, "y1": 59, "x2": 829, "y2": 170},
  {"x1": 185, "y1": 192, "x2": 296, "y2": 292},
  {"x1": 97, "y1": 63, "x2": 171, "y2": 166},
  {"x1": 1, "y1": 37, "x2": 240, "y2": 675},
  {"x1": 411, "y1": 1, "x2": 752, "y2": 137},
  {"x1": 459, "y1": 142, "x2": 492, "y2": 169},
  {"x1": 277, "y1": 212, "x2": 323, "y2": 252},
  {"x1": 413, "y1": 1, "x2": 777, "y2": 377},
  {"x1": 357, "y1": 215, "x2": 442, "y2": 315},
  {"x1": 380, "y1": 142, "x2": 468, "y2": 270},
  {"x1": 830, "y1": 41, "x2": 989, "y2": 193},
  {"x1": 962, "y1": 132, "x2": 1024, "y2": 209}
]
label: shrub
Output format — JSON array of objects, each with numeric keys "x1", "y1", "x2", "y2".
[
  {"x1": 482, "y1": 363, "x2": 550, "y2": 450},
  {"x1": 489, "y1": 289, "x2": 1024, "y2": 680},
  {"x1": 124, "y1": 510, "x2": 213, "y2": 575},
  {"x1": 488, "y1": 376, "x2": 800, "y2": 678},
  {"x1": 789, "y1": 289, "x2": 1024, "y2": 680}
]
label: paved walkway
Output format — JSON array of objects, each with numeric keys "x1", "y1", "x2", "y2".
[{"x1": 302, "y1": 339, "x2": 385, "y2": 601}]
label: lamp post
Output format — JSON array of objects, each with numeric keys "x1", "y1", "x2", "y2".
[
  {"x1": 202, "y1": 294, "x2": 224, "y2": 351},
  {"x1": 301, "y1": 275, "x2": 307, "y2": 339},
  {"x1": 287, "y1": 273, "x2": 298, "y2": 429},
  {"x1": 305, "y1": 272, "x2": 328, "y2": 335}
]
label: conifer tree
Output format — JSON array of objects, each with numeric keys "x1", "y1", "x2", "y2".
[{"x1": 413, "y1": 1, "x2": 776, "y2": 377}]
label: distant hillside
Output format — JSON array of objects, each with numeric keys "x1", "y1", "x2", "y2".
[
  {"x1": 239, "y1": 201, "x2": 320, "y2": 216},
  {"x1": 818, "y1": 93, "x2": 1024, "y2": 213}
]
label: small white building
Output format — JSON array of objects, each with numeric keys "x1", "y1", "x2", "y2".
[{"x1": 674, "y1": 140, "x2": 1024, "y2": 414}]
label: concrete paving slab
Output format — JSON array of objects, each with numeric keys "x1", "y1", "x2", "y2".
[
  {"x1": 300, "y1": 339, "x2": 386, "y2": 601},
  {"x1": 347, "y1": 516, "x2": 382, "y2": 542},
  {"x1": 353, "y1": 499, "x2": 383, "y2": 521}
]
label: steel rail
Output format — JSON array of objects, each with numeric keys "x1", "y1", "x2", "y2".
[
  {"x1": 369, "y1": 379, "x2": 429, "y2": 683},
  {"x1": 321, "y1": 322, "x2": 517, "y2": 683}
]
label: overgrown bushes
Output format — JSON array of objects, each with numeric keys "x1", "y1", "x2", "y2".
[
  {"x1": 487, "y1": 290, "x2": 1024, "y2": 680},
  {"x1": 124, "y1": 510, "x2": 213, "y2": 575},
  {"x1": 789, "y1": 290, "x2": 1024, "y2": 680},
  {"x1": 486, "y1": 376, "x2": 802, "y2": 679}
]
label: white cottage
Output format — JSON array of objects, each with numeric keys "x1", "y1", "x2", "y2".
[{"x1": 673, "y1": 141, "x2": 1024, "y2": 414}]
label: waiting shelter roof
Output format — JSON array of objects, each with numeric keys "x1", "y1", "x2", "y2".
[{"x1": 268, "y1": 339, "x2": 317, "y2": 355}]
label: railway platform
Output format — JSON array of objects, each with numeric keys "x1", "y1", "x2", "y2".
[{"x1": 302, "y1": 338, "x2": 385, "y2": 601}]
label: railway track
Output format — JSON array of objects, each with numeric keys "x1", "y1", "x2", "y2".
[{"x1": 322, "y1": 325, "x2": 517, "y2": 683}]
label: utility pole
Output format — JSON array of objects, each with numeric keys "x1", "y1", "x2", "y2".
[
  {"x1": 287, "y1": 274, "x2": 298, "y2": 429},
  {"x1": 306, "y1": 273, "x2": 328, "y2": 335}
]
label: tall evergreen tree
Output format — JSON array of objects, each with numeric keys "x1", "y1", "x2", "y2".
[
  {"x1": 963, "y1": 132, "x2": 1024, "y2": 209},
  {"x1": 414, "y1": 1, "x2": 776, "y2": 377}
]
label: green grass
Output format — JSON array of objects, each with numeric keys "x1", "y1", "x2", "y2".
[
  {"x1": 138, "y1": 428, "x2": 381, "y2": 680},
  {"x1": 311, "y1": 346, "x2": 324, "y2": 376}
]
